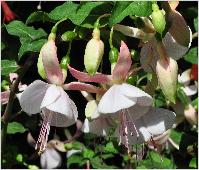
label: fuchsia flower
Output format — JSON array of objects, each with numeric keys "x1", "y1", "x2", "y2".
[
  {"x1": 68, "y1": 41, "x2": 175, "y2": 152},
  {"x1": 19, "y1": 39, "x2": 104, "y2": 154},
  {"x1": 1, "y1": 1, "x2": 17, "y2": 23}
]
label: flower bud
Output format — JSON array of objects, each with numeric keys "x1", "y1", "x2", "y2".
[
  {"x1": 60, "y1": 55, "x2": 70, "y2": 70},
  {"x1": 84, "y1": 28, "x2": 104, "y2": 75},
  {"x1": 109, "y1": 47, "x2": 119, "y2": 63},
  {"x1": 37, "y1": 52, "x2": 46, "y2": 80},
  {"x1": 151, "y1": 3, "x2": 166, "y2": 34},
  {"x1": 61, "y1": 31, "x2": 77, "y2": 42},
  {"x1": 184, "y1": 104, "x2": 198, "y2": 125},
  {"x1": 156, "y1": 57, "x2": 178, "y2": 103}
]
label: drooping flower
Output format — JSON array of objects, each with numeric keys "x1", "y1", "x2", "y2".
[
  {"x1": 1, "y1": 1, "x2": 17, "y2": 23},
  {"x1": 69, "y1": 41, "x2": 175, "y2": 152},
  {"x1": 19, "y1": 38, "x2": 105, "y2": 154}
]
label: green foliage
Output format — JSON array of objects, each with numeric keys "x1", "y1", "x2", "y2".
[
  {"x1": 1, "y1": 60, "x2": 19, "y2": 76},
  {"x1": 67, "y1": 155, "x2": 84, "y2": 168},
  {"x1": 192, "y1": 97, "x2": 198, "y2": 110},
  {"x1": 189, "y1": 157, "x2": 197, "y2": 168},
  {"x1": 26, "y1": 11, "x2": 54, "y2": 25},
  {"x1": 5, "y1": 21, "x2": 47, "y2": 43},
  {"x1": 184, "y1": 47, "x2": 198, "y2": 64},
  {"x1": 109, "y1": 1, "x2": 152, "y2": 26},
  {"x1": 18, "y1": 39, "x2": 47, "y2": 59},
  {"x1": 170, "y1": 129, "x2": 183, "y2": 145},
  {"x1": 104, "y1": 141, "x2": 119, "y2": 154},
  {"x1": 7, "y1": 122, "x2": 27, "y2": 134},
  {"x1": 83, "y1": 148, "x2": 95, "y2": 159},
  {"x1": 90, "y1": 156, "x2": 118, "y2": 169},
  {"x1": 194, "y1": 17, "x2": 198, "y2": 31}
]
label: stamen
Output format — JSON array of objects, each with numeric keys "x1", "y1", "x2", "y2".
[{"x1": 35, "y1": 111, "x2": 53, "y2": 154}]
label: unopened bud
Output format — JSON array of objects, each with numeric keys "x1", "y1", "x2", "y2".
[
  {"x1": 184, "y1": 104, "x2": 198, "y2": 125},
  {"x1": 37, "y1": 52, "x2": 46, "y2": 79},
  {"x1": 61, "y1": 31, "x2": 77, "y2": 42},
  {"x1": 109, "y1": 47, "x2": 119, "y2": 63},
  {"x1": 151, "y1": 3, "x2": 166, "y2": 34},
  {"x1": 60, "y1": 55, "x2": 70, "y2": 70},
  {"x1": 84, "y1": 28, "x2": 104, "y2": 75},
  {"x1": 156, "y1": 57, "x2": 178, "y2": 103}
]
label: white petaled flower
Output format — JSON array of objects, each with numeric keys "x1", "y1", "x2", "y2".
[
  {"x1": 19, "y1": 39, "x2": 105, "y2": 154},
  {"x1": 69, "y1": 41, "x2": 176, "y2": 152},
  {"x1": 113, "y1": 2, "x2": 192, "y2": 73}
]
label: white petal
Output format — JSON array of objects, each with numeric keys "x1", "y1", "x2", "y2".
[
  {"x1": 19, "y1": 80, "x2": 49, "y2": 115},
  {"x1": 140, "y1": 41, "x2": 159, "y2": 72},
  {"x1": 40, "y1": 148, "x2": 61, "y2": 169},
  {"x1": 142, "y1": 107, "x2": 176, "y2": 135},
  {"x1": 98, "y1": 84, "x2": 136, "y2": 114},
  {"x1": 40, "y1": 85, "x2": 61, "y2": 108},
  {"x1": 181, "y1": 85, "x2": 198, "y2": 96},
  {"x1": 82, "y1": 117, "x2": 114, "y2": 136},
  {"x1": 178, "y1": 69, "x2": 191, "y2": 85},
  {"x1": 127, "y1": 105, "x2": 150, "y2": 121},
  {"x1": 41, "y1": 87, "x2": 78, "y2": 127},
  {"x1": 163, "y1": 32, "x2": 189, "y2": 60},
  {"x1": 121, "y1": 83, "x2": 152, "y2": 106}
]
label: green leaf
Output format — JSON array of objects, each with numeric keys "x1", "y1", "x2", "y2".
[
  {"x1": 184, "y1": 47, "x2": 198, "y2": 64},
  {"x1": 5, "y1": 20, "x2": 47, "y2": 43},
  {"x1": 26, "y1": 11, "x2": 54, "y2": 25},
  {"x1": 100, "y1": 153, "x2": 114, "y2": 160},
  {"x1": 1, "y1": 42, "x2": 5, "y2": 51},
  {"x1": 69, "y1": 2, "x2": 105, "y2": 25},
  {"x1": 1, "y1": 60, "x2": 19, "y2": 76},
  {"x1": 18, "y1": 39, "x2": 47, "y2": 59},
  {"x1": 194, "y1": 17, "x2": 198, "y2": 31},
  {"x1": 104, "y1": 142, "x2": 118, "y2": 154},
  {"x1": 170, "y1": 129, "x2": 183, "y2": 145},
  {"x1": 109, "y1": 1, "x2": 152, "y2": 26},
  {"x1": 83, "y1": 148, "x2": 95, "y2": 159},
  {"x1": 90, "y1": 156, "x2": 118, "y2": 169},
  {"x1": 48, "y1": 2, "x2": 78, "y2": 21},
  {"x1": 189, "y1": 157, "x2": 197, "y2": 168},
  {"x1": 67, "y1": 155, "x2": 84, "y2": 168},
  {"x1": 192, "y1": 97, "x2": 198, "y2": 110},
  {"x1": 7, "y1": 122, "x2": 27, "y2": 134},
  {"x1": 71, "y1": 141, "x2": 85, "y2": 150}
]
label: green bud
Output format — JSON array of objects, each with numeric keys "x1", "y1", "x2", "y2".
[
  {"x1": 151, "y1": 4, "x2": 166, "y2": 34},
  {"x1": 1, "y1": 80, "x2": 9, "y2": 90},
  {"x1": 61, "y1": 31, "x2": 77, "y2": 42},
  {"x1": 127, "y1": 76, "x2": 137, "y2": 85},
  {"x1": 131, "y1": 49, "x2": 140, "y2": 61},
  {"x1": 16, "y1": 154, "x2": 23, "y2": 163},
  {"x1": 37, "y1": 53, "x2": 46, "y2": 79},
  {"x1": 109, "y1": 47, "x2": 119, "y2": 63},
  {"x1": 60, "y1": 55, "x2": 70, "y2": 70},
  {"x1": 65, "y1": 143, "x2": 73, "y2": 150}
]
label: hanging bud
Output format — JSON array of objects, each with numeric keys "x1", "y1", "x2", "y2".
[
  {"x1": 156, "y1": 42, "x2": 178, "y2": 103},
  {"x1": 37, "y1": 52, "x2": 47, "y2": 80},
  {"x1": 84, "y1": 27, "x2": 104, "y2": 75},
  {"x1": 60, "y1": 55, "x2": 70, "y2": 70},
  {"x1": 151, "y1": 3, "x2": 166, "y2": 34},
  {"x1": 61, "y1": 31, "x2": 77, "y2": 42},
  {"x1": 109, "y1": 47, "x2": 119, "y2": 73},
  {"x1": 184, "y1": 104, "x2": 198, "y2": 125}
]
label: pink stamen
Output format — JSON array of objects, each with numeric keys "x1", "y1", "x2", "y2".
[{"x1": 35, "y1": 111, "x2": 53, "y2": 154}]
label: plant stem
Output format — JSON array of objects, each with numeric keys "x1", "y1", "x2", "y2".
[
  {"x1": 1, "y1": 54, "x2": 36, "y2": 151},
  {"x1": 109, "y1": 27, "x2": 114, "y2": 48}
]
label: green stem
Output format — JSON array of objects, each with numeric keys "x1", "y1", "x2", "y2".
[
  {"x1": 67, "y1": 41, "x2": 72, "y2": 56},
  {"x1": 109, "y1": 27, "x2": 114, "y2": 49},
  {"x1": 1, "y1": 54, "x2": 36, "y2": 152}
]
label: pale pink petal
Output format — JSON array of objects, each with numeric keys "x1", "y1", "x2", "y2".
[
  {"x1": 142, "y1": 107, "x2": 176, "y2": 135},
  {"x1": 112, "y1": 41, "x2": 132, "y2": 81},
  {"x1": 41, "y1": 40, "x2": 63, "y2": 85},
  {"x1": 63, "y1": 82, "x2": 105, "y2": 94},
  {"x1": 1, "y1": 91, "x2": 10, "y2": 105},
  {"x1": 41, "y1": 87, "x2": 78, "y2": 127},
  {"x1": 9, "y1": 73, "x2": 18, "y2": 83},
  {"x1": 163, "y1": 32, "x2": 190, "y2": 60},
  {"x1": 68, "y1": 65, "x2": 111, "y2": 83},
  {"x1": 168, "y1": 10, "x2": 191, "y2": 47},
  {"x1": 19, "y1": 80, "x2": 49, "y2": 115},
  {"x1": 40, "y1": 148, "x2": 61, "y2": 169},
  {"x1": 169, "y1": 1, "x2": 179, "y2": 10},
  {"x1": 120, "y1": 83, "x2": 152, "y2": 106},
  {"x1": 98, "y1": 84, "x2": 136, "y2": 114}
]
